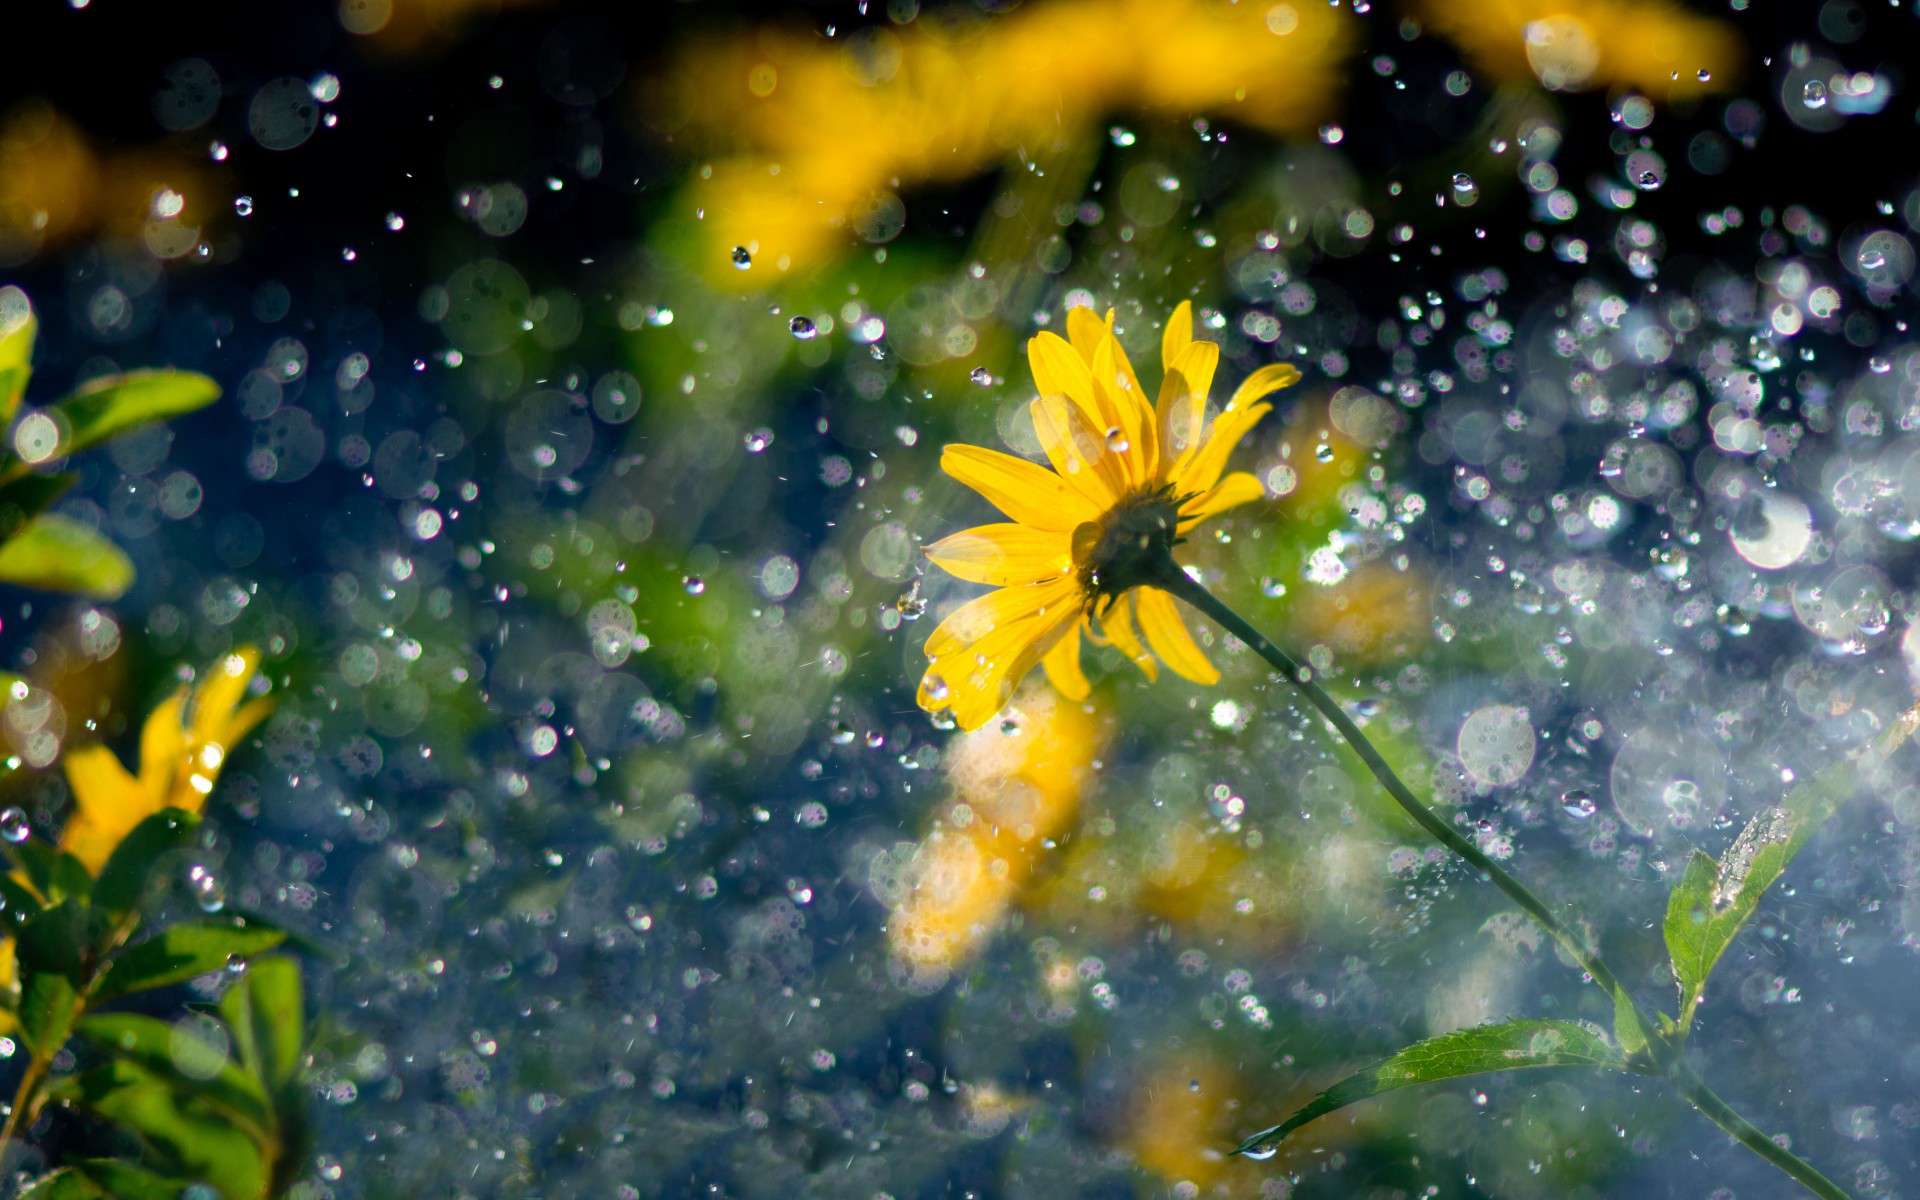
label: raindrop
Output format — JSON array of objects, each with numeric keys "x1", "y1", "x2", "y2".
[
  {"x1": 730, "y1": 245, "x2": 752, "y2": 269},
  {"x1": 788, "y1": 316, "x2": 817, "y2": 341},
  {"x1": 969, "y1": 366, "x2": 993, "y2": 387},
  {"x1": 1105, "y1": 427, "x2": 1129, "y2": 453},
  {"x1": 1560, "y1": 790, "x2": 1597, "y2": 819},
  {"x1": 0, "y1": 807, "x2": 28, "y2": 844},
  {"x1": 1803, "y1": 79, "x2": 1828, "y2": 109},
  {"x1": 682, "y1": 575, "x2": 706, "y2": 596},
  {"x1": 743, "y1": 427, "x2": 774, "y2": 453},
  {"x1": 188, "y1": 865, "x2": 226, "y2": 913},
  {"x1": 1238, "y1": 1141, "x2": 1279, "y2": 1162},
  {"x1": 234, "y1": 195, "x2": 254, "y2": 217}
]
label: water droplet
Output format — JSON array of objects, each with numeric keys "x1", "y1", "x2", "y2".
[
  {"x1": 924, "y1": 675, "x2": 949, "y2": 702},
  {"x1": 730, "y1": 245, "x2": 752, "y2": 269},
  {"x1": 742, "y1": 428, "x2": 774, "y2": 453},
  {"x1": 829, "y1": 721, "x2": 857, "y2": 746},
  {"x1": 188, "y1": 864, "x2": 226, "y2": 913},
  {"x1": 0, "y1": 807, "x2": 29, "y2": 844},
  {"x1": 1561, "y1": 790, "x2": 1597, "y2": 819},
  {"x1": 1238, "y1": 1141, "x2": 1280, "y2": 1162},
  {"x1": 682, "y1": 575, "x2": 706, "y2": 596},
  {"x1": 234, "y1": 195, "x2": 254, "y2": 217},
  {"x1": 788, "y1": 315, "x2": 817, "y2": 341},
  {"x1": 1803, "y1": 79, "x2": 1828, "y2": 109},
  {"x1": 384, "y1": 212, "x2": 406, "y2": 232},
  {"x1": 969, "y1": 366, "x2": 992, "y2": 387},
  {"x1": 1105, "y1": 427, "x2": 1129, "y2": 453}
]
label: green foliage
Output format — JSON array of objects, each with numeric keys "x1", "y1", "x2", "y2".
[
  {"x1": 20, "y1": 369, "x2": 222, "y2": 467},
  {"x1": 0, "y1": 514, "x2": 136, "y2": 599},
  {"x1": 97, "y1": 921, "x2": 288, "y2": 1000},
  {"x1": 1662, "y1": 708, "x2": 1917, "y2": 1030},
  {"x1": 21, "y1": 1161, "x2": 191, "y2": 1200},
  {"x1": 93, "y1": 809, "x2": 201, "y2": 919},
  {"x1": 1233, "y1": 1019, "x2": 1632, "y2": 1159}
]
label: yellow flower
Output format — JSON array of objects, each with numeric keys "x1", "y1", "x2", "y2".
[
  {"x1": 917, "y1": 302, "x2": 1299, "y2": 729},
  {"x1": 888, "y1": 685, "x2": 1100, "y2": 978},
  {"x1": 58, "y1": 647, "x2": 273, "y2": 875},
  {"x1": 1417, "y1": 0, "x2": 1741, "y2": 98}
]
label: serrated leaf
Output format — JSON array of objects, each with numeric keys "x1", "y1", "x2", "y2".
[
  {"x1": 0, "y1": 514, "x2": 134, "y2": 599},
  {"x1": 220, "y1": 955, "x2": 304, "y2": 1091},
  {"x1": 1664, "y1": 702, "x2": 1920, "y2": 1028},
  {"x1": 28, "y1": 369, "x2": 221, "y2": 464},
  {"x1": 96, "y1": 921, "x2": 286, "y2": 1000},
  {"x1": 60, "y1": 1058, "x2": 265, "y2": 1199},
  {"x1": 1232, "y1": 1019, "x2": 1632, "y2": 1159},
  {"x1": 74, "y1": 1012, "x2": 271, "y2": 1131},
  {"x1": 92, "y1": 807, "x2": 200, "y2": 919}
]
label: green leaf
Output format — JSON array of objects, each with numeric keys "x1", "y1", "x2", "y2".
[
  {"x1": 1610, "y1": 988, "x2": 1651, "y2": 1063},
  {"x1": 20, "y1": 970, "x2": 77, "y2": 1055},
  {"x1": 16, "y1": 899, "x2": 88, "y2": 979},
  {"x1": 0, "y1": 871, "x2": 44, "y2": 932},
  {"x1": 0, "y1": 287, "x2": 35, "y2": 425},
  {"x1": 93, "y1": 807, "x2": 200, "y2": 919},
  {"x1": 19, "y1": 1168, "x2": 107, "y2": 1200},
  {"x1": 58, "y1": 1058, "x2": 265, "y2": 1199},
  {"x1": 0, "y1": 514, "x2": 134, "y2": 599},
  {"x1": 29, "y1": 369, "x2": 221, "y2": 463},
  {"x1": 219, "y1": 955, "x2": 304, "y2": 1091},
  {"x1": 96, "y1": 921, "x2": 287, "y2": 1000},
  {"x1": 1664, "y1": 702, "x2": 1920, "y2": 1028},
  {"x1": 11, "y1": 839, "x2": 93, "y2": 906},
  {"x1": 72, "y1": 1161, "x2": 190, "y2": 1200},
  {"x1": 1232, "y1": 1019, "x2": 1632, "y2": 1159},
  {"x1": 0, "y1": 471, "x2": 73, "y2": 541},
  {"x1": 74, "y1": 1012, "x2": 271, "y2": 1131}
]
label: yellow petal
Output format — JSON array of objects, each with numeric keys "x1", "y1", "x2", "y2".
[
  {"x1": 1178, "y1": 471, "x2": 1266, "y2": 530},
  {"x1": 1096, "y1": 592, "x2": 1158, "y2": 682},
  {"x1": 1161, "y1": 300, "x2": 1194, "y2": 377},
  {"x1": 189, "y1": 648, "x2": 260, "y2": 747},
  {"x1": 927, "y1": 524, "x2": 1074, "y2": 586},
  {"x1": 1041, "y1": 619, "x2": 1091, "y2": 701},
  {"x1": 1136, "y1": 587, "x2": 1220, "y2": 685},
  {"x1": 1174, "y1": 402, "x2": 1271, "y2": 497},
  {"x1": 1065, "y1": 304, "x2": 1107, "y2": 365},
  {"x1": 60, "y1": 744, "x2": 156, "y2": 874},
  {"x1": 924, "y1": 577, "x2": 1080, "y2": 661},
  {"x1": 1030, "y1": 394, "x2": 1126, "y2": 504},
  {"x1": 1089, "y1": 331, "x2": 1152, "y2": 486},
  {"x1": 1227, "y1": 362, "x2": 1301, "y2": 412},
  {"x1": 1027, "y1": 331, "x2": 1103, "y2": 430},
  {"x1": 135, "y1": 692, "x2": 187, "y2": 799},
  {"x1": 922, "y1": 597, "x2": 1079, "y2": 730},
  {"x1": 941, "y1": 444, "x2": 1098, "y2": 532},
  {"x1": 1155, "y1": 340, "x2": 1219, "y2": 481}
]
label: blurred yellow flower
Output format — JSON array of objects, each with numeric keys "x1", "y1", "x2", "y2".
[
  {"x1": 59, "y1": 647, "x2": 273, "y2": 874},
  {"x1": 1418, "y1": 0, "x2": 1741, "y2": 97},
  {"x1": 919, "y1": 301, "x2": 1299, "y2": 730},
  {"x1": 888, "y1": 686, "x2": 1100, "y2": 979},
  {"x1": 655, "y1": 0, "x2": 1352, "y2": 284}
]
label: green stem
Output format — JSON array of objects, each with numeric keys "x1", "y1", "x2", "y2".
[
  {"x1": 1152, "y1": 563, "x2": 1639, "y2": 1013},
  {"x1": 1675, "y1": 1066, "x2": 1850, "y2": 1200},
  {"x1": 1156, "y1": 564, "x2": 1859, "y2": 1199}
]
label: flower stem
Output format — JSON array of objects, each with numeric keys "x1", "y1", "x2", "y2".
[
  {"x1": 1153, "y1": 564, "x2": 1637, "y2": 1010},
  {"x1": 1674, "y1": 1065, "x2": 1851, "y2": 1200}
]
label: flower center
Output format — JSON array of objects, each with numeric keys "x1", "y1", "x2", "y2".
[{"x1": 1072, "y1": 485, "x2": 1181, "y2": 606}]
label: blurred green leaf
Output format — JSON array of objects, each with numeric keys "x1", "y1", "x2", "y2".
[
  {"x1": 20, "y1": 970, "x2": 77, "y2": 1055},
  {"x1": 1610, "y1": 988, "x2": 1651, "y2": 1064},
  {"x1": 0, "y1": 871, "x2": 45, "y2": 932},
  {"x1": 18, "y1": 1168, "x2": 106, "y2": 1200},
  {"x1": 1232, "y1": 1019, "x2": 1632, "y2": 1159},
  {"x1": 28, "y1": 370, "x2": 221, "y2": 465},
  {"x1": 97, "y1": 921, "x2": 287, "y2": 1000},
  {"x1": 0, "y1": 514, "x2": 134, "y2": 599},
  {"x1": 16, "y1": 898, "x2": 88, "y2": 978},
  {"x1": 219, "y1": 955, "x2": 304, "y2": 1091},
  {"x1": 93, "y1": 808, "x2": 200, "y2": 919},
  {"x1": 73, "y1": 1161, "x2": 189, "y2": 1200},
  {"x1": 0, "y1": 288, "x2": 34, "y2": 426},
  {"x1": 11, "y1": 839, "x2": 93, "y2": 906},
  {"x1": 59, "y1": 1058, "x2": 266, "y2": 1200},
  {"x1": 1664, "y1": 703, "x2": 1920, "y2": 1029},
  {"x1": 0, "y1": 472, "x2": 72, "y2": 541},
  {"x1": 75, "y1": 1012, "x2": 272, "y2": 1132}
]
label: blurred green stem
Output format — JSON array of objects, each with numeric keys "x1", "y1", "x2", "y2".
[{"x1": 1156, "y1": 563, "x2": 1853, "y2": 1200}]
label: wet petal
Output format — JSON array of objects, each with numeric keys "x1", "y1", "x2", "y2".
[
  {"x1": 924, "y1": 577, "x2": 1080, "y2": 661},
  {"x1": 922, "y1": 593, "x2": 1080, "y2": 730},
  {"x1": 1135, "y1": 586, "x2": 1220, "y2": 685},
  {"x1": 1178, "y1": 471, "x2": 1265, "y2": 530},
  {"x1": 1090, "y1": 331, "x2": 1151, "y2": 485},
  {"x1": 942, "y1": 444, "x2": 1099, "y2": 531},
  {"x1": 1041, "y1": 619, "x2": 1091, "y2": 701},
  {"x1": 1030, "y1": 394, "x2": 1126, "y2": 505},
  {"x1": 1227, "y1": 362, "x2": 1301, "y2": 412},
  {"x1": 1027, "y1": 331, "x2": 1103, "y2": 429},
  {"x1": 1174, "y1": 402, "x2": 1271, "y2": 497},
  {"x1": 1065, "y1": 304, "x2": 1107, "y2": 366},
  {"x1": 1097, "y1": 592, "x2": 1159, "y2": 682},
  {"x1": 1160, "y1": 299, "x2": 1194, "y2": 376},
  {"x1": 927, "y1": 523, "x2": 1074, "y2": 586},
  {"x1": 1155, "y1": 340, "x2": 1219, "y2": 481}
]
